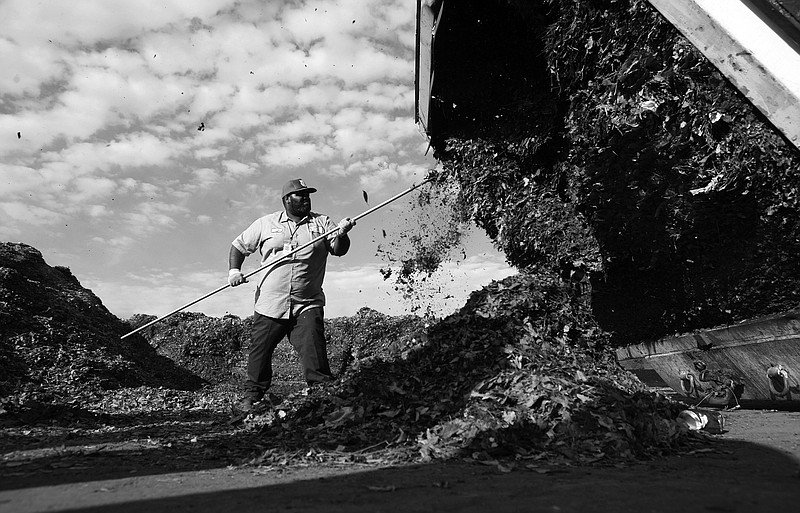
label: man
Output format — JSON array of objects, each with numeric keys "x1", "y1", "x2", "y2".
[{"x1": 228, "y1": 178, "x2": 355, "y2": 411}]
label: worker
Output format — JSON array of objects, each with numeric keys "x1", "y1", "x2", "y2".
[{"x1": 228, "y1": 178, "x2": 355, "y2": 411}]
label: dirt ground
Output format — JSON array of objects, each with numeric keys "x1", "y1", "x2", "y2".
[{"x1": 1, "y1": 408, "x2": 798, "y2": 513}]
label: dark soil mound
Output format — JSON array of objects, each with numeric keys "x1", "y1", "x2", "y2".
[
  {"x1": 126, "y1": 307, "x2": 429, "y2": 396},
  {"x1": 0, "y1": 242, "x2": 203, "y2": 401},
  {"x1": 128, "y1": 312, "x2": 250, "y2": 386}
]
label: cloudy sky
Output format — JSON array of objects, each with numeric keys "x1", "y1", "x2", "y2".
[{"x1": 1, "y1": 0, "x2": 514, "y2": 321}]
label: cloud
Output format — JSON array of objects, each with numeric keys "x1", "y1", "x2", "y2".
[
  {"x1": 0, "y1": 201, "x2": 64, "y2": 226},
  {"x1": 119, "y1": 201, "x2": 187, "y2": 238},
  {"x1": 218, "y1": 159, "x2": 256, "y2": 179},
  {"x1": 101, "y1": 235, "x2": 136, "y2": 248},
  {"x1": 0, "y1": 1, "x2": 233, "y2": 47},
  {"x1": 193, "y1": 167, "x2": 222, "y2": 188},
  {"x1": 71, "y1": 176, "x2": 117, "y2": 203},
  {"x1": 259, "y1": 140, "x2": 336, "y2": 168},
  {"x1": 0, "y1": 165, "x2": 44, "y2": 196},
  {"x1": 87, "y1": 205, "x2": 110, "y2": 218},
  {"x1": 355, "y1": 159, "x2": 430, "y2": 192},
  {"x1": 0, "y1": 0, "x2": 509, "y2": 326}
]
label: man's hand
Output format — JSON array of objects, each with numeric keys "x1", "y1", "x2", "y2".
[
  {"x1": 337, "y1": 217, "x2": 355, "y2": 235},
  {"x1": 228, "y1": 269, "x2": 247, "y2": 287}
]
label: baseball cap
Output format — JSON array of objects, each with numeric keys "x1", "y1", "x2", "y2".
[{"x1": 282, "y1": 178, "x2": 317, "y2": 198}]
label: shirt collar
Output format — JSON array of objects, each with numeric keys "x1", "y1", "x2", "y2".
[{"x1": 279, "y1": 210, "x2": 312, "y2": 225}]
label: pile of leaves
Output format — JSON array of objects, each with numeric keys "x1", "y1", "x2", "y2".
[
  {"x1": 128, "y1": 307, "x2": 429, "y2": 392},
  {"x1": 241, "y1": 272, "x2": 690, "y2": 468},
  {"x1": 1, "y1": 242, "x2": 698, "y2": 472},
  {"x1": 0, "y1": 243, "x2": 202, "y2": 404},
  {"x1": 129, "y1": 312, "x2": 250, "y2": 386},
  {"x1": 425, "y1": 0, "x2": 800, "y2": 344}
]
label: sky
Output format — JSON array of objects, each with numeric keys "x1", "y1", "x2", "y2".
[{"x1": 0, "y1": 0, "x2": 515, "y2": 321}]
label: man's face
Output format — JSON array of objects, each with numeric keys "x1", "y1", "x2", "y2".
[{"x1": 285, "y1": 192, "x2": 311, "y2": 218}]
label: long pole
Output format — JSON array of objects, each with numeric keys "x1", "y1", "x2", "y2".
[{"x1": 121, "y1": 178, "x2": 432, "y2": 339}]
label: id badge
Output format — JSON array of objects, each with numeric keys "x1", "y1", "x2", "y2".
[{"x1": 283, "y1": 240, "x2": 297, "y2": 253}]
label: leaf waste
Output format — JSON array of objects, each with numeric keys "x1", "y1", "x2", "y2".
[
  {"x1": 1, "y1": 242, "x2": 698, "y2": 473},
  {"x1": 421, "y1": 0, "x2": 800, "y2": 345}
]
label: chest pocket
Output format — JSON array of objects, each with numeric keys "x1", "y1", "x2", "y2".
[
  {"x1": 309, "y1": 222, "x2": 327, "y2": 238},
  {"x1": 259, "y1": 235, "x2": 284, "y2": 255}
]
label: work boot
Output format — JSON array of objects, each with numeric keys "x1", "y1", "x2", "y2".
[{"x1": 237, "y1": 395, "x2": 260, "y2": 413}]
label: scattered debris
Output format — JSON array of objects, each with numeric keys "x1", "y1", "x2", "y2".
[{"x1": 677, "y1": 409, "x2": 725, "y2": 434}]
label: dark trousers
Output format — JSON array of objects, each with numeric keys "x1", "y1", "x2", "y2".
[{"x1": 246, "y1": 308, "x2": 332, "y2": 399}]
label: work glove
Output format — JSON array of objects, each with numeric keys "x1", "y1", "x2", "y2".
[
  {"x1": 337, "y1": 217, "x2": 355, "y2": 236},
  {"x1": 228, "y1": 269, "x2": 247, "y2": 287}
]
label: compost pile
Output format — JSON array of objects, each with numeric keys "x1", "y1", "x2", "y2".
[
  {"x1": 248, "y1": 271, "x2": 688, "y2": 468},
  {"x1": 2, "y1": 242, "x2": 695, "y2": 473},
  {"x1": 0, "y1": 243, "x2": 203, "y2": 403},
  {"x1": 425, "y1": 0, "x2": 800, "y2": 344}
]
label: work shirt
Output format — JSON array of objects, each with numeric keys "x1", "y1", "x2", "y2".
[{"x1": 232, "y1": 211, "x2": 340, "y2": 319}]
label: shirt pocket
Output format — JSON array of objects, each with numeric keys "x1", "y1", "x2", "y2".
[
  {"x1": 310, "y1": 222, "x2": 326, "y2": 236},
  {"x1": 259, "y1": 236, "x2": 284, "y2": 255}
]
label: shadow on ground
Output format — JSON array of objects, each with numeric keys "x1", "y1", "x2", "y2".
[
  {"x1": 0, "y1": 409, "x2": 267, "y2": 489},
  {"x1": 2, "y1": 435, "x2": 798, "y2": 513}
]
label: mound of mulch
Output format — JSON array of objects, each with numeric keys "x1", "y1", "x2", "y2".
[
  {"x1": 242, "y1": 272, "x2": 693, "y2": 468},
  {"x1": 424, "y1": 0, "x2": 800, "y2": 344},
  {"x1": 0, "y1": 243, "x2": 203, "y2": 405},
  {"x1": 1, "y1": 242, "x2": 698, "y2": 471}
]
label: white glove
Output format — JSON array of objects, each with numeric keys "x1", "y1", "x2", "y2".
[
  {"x1": 228, "y1": 269, "x2": 247, "y2": 287},
  {"x1": 337, "y1": 217, "x2": 355, "y2": 235}
]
